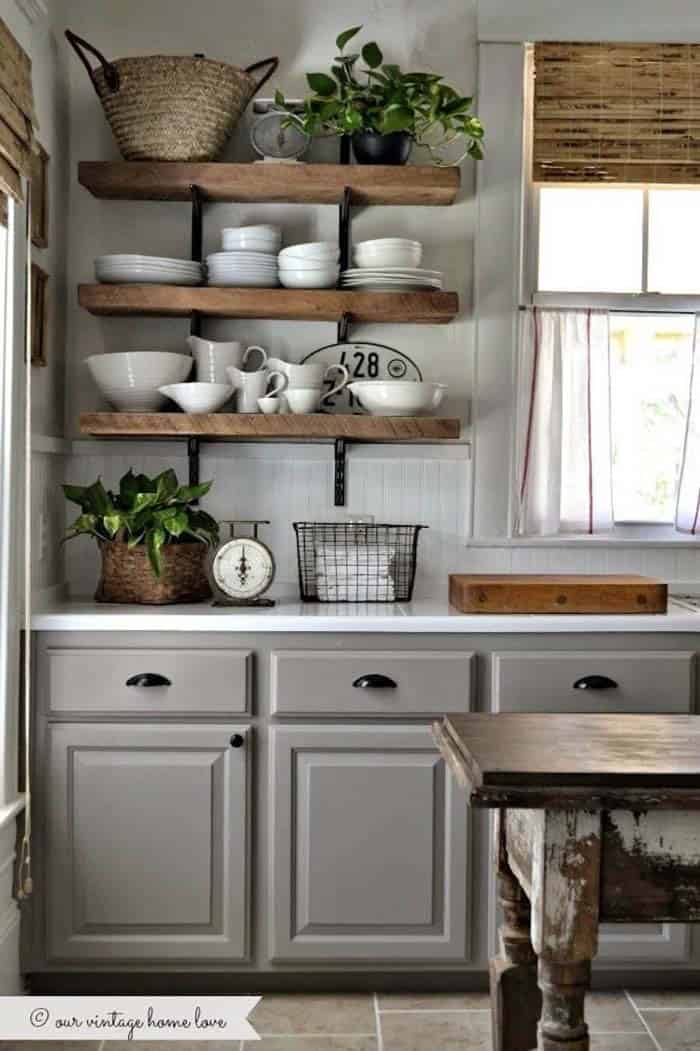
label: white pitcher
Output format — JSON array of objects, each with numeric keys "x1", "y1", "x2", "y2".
[
  {"x1": 187, "y1": 335, "x2": 267, "y2": 384},
  {"x1": 226, "y1": 366, "x2": 287, "y2": 413},
  {"x1": 266, "y1": 357, "x2": 345, "y2": 390}
]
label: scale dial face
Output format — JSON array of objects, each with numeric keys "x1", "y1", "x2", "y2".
[{"x1": 212, "y1": 538, "x2": 275, "y2": 600}]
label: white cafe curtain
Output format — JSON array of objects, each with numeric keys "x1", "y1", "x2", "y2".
[
  {"x1": 514, "y1": 308, "x2": 614, "y2": 536},
  {"x1": 676, "y1": 316, "x2": 700, "y2": 534}
]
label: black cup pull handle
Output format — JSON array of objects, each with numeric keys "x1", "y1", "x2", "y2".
[
  {"x1": 353, "y1": 674, "x2": 398, "y2": 689},
  {"x1": 126, "y1": 673, "x2": 172, "y2": 688},
  {"x1": 573, "y1": 675, "x2": 619, "y2": 691},
  {"x1": 230, "y1": 734, "x2": 245, "y2": 749}
]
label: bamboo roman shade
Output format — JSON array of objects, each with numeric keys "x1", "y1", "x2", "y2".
[
  {"x1": 533, "y1": 42, "x2": 700, "y2": 184},
  {"x1": 0, "y1": 15, "x2": 37, "y2": 203}
]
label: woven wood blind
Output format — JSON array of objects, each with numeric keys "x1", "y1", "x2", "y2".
[
  {"x1": 533, "y1": 42, "x2": 700, "y2": 184},
  {"x1": 0, "y1": 16, "x2": 37, "y2": 201}
]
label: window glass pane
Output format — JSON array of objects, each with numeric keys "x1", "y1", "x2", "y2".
[
  {"x1": 610, "y1": 314, "x2": 693, "y2": 523},
  {"x1": 648, "y1": 189, "x2": 700, "y2": 293},
  {"x1": 538, "y1": 187, "x2": 644, "y2": 293}
]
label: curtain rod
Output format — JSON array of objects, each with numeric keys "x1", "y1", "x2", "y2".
[{"x1": 519, "y1": 305, "x2": 698, "y2": 317}]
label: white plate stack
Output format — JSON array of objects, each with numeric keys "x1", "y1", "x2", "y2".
[
  {"x1": 95, "y1": 255, "x2": 203, "y2": 285},
  {"x1": 278, "y1": 242, "x2": 340, "y2": 289},
  {"x1": 340, "y1": 238, "x2": 443, "y2": 292},
  {"x1": 208, "y1": 224, "x2": 281, "y2": 287}
]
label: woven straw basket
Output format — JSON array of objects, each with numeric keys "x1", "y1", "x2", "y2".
[
  {"x1": 96, "y1": 540, "x2": 212, "y2": 605},
  {"x1": 66, "y1": 30, "x2": 278, "y2": 162}
]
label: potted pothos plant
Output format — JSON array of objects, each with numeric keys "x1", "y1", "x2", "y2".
[
  {"x1": 63, "y1": 468, "x2": 219, "y2": 605},
  {"x1": 273, "y1": 25, "x2": 484, "y2": 166}
]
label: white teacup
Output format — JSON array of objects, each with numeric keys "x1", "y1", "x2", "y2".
[
  {"x1": 187, "y1": 336, "x2": 267, "y2": 383},
  {"x1": 285, "y1": 388, "x2": 323, "y2": 414},
  {"x1": 227, "y1": 366, "x2": 287, "y2": 413}
]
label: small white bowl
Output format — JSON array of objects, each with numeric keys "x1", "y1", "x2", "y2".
[
  {"x1": 278, "y1": 257, "x2": 340, "y2": 272},
  {"x1": 279, "y1": 268, "x2": 339, "y2": 289},
  {"x1": 158, "y1": 382, "x2": 234, "y2": 414},
  {"x1": 354, "y1": 246, "x2": 422, "y2": 269},
  {"x1": 347, "y1": 380, "x2": 447, "y2": 417},
  {"x1": 279, "y1": 242, "x2": 339, "y2": 262},
  {"x1": 257, "y1": 395, "x2": 282, "y2": 415}
]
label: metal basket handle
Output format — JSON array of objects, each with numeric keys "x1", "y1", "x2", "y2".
[
  {"x1": 244, "y1": 57, "x2": 279, "y2": 95},
  {"x1": 65, "y1": 29, "x2": 120, "y2": 94}
]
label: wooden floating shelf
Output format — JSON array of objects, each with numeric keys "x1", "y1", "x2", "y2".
[
  {"x1": 80, "y1": 413, "x2": 461, "y2": 441},
  {"x1": 78, "y1": 162, "x2": 460, "y2": 206},
  {"x1": 78, "y1": 285, "x2": 459, "y2": 324}
]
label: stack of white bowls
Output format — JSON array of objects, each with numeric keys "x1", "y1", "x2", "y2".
[
  {"x1": 278, "y1": 242, "x2": 340, "y2": 289},
  {"x1": 207, "y1": 225, "x2": 281, "y2": 287}
]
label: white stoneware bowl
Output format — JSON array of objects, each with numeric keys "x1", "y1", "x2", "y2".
[
  {"x1": 86, "y1": 351, "x2": 192, "y2": 411},
  {"x1": 353, "y1": 238, "x2": 423, "y2": 269},
  {"x1": 347, "y1": 380, "x2": 447, "y2": 417},
  {"x1": 222, "y1": 226, "x2": 281, "y2": 253},
  {"x1": 279, "y1": 242, "x2": 339, "y2": 263},
  {"x1": 279, "y1": 266, "x2": 339, "y2": 289},
  {"x1": 158, "y1": 382, "x2": 234, "y2": 414}
]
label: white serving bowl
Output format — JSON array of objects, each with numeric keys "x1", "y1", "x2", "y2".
[
  {"x1": 347, "y1": 380, "x2": 447, "y2": 417},
  {"x1": 222, "y1": 225, "x2": 281, "y2": 251},
  {"x1": 279, "y1": 267, "x2": 339, "y2": 289},
  {"x1": 158, "y1": 382, "x2": 234, "y2": 414},
  {"x1": 354, "y1": 245, "x2": 423, "y2": 269},
  {"x1": 278, "y1": 257, "x2": 339, "y2": 272},
  {"x1": 86, "y1": 351, "x2": 192, "y2": 411},
  {"x1": 279, "y1": 242, "x2": 339, "y2": 262}
]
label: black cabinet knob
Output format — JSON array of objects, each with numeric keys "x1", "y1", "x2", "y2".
[
  {"x1": 125, "y1": 673, "x2": 171, "y2": 688},
  {"x1": 352, "y1": 674, "x2": 398, "y2": 689},
  {"x1": 573, "y1": 675, "x2": 619, "y2": 691},
  {"x1": 230, "y1": 734, "x2": 245, "y2": 749}
]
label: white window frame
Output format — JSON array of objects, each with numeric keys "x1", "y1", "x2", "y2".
[{"x1": 470, "y1": 41, "x2": 700, "y2": 545}]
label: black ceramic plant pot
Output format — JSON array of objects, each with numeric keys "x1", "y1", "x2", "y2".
[{"x1": 351, "y1": 130, "x2": 412, "y2": 165}]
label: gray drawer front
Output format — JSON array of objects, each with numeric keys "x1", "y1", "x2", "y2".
[
  {"x1": 493, "y1": 650, "x2": 696, "y2": 713},
  {"x1": 48, "y1": 647, "x2": 251, "y2": 715},
  {"x1": 271, "y1": 650, "x2": 473, "y2": 716}
]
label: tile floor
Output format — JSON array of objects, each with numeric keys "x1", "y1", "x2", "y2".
[{"x1": 0, "y1": 990, "x2": 698, "y2": 1050}]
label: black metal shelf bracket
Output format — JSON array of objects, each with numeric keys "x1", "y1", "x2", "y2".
[
  {"x1": 334, "y1": 438, "x2": 348, "y2": 507},
  {"x1": 338, "y1": 185, "x2": 352, "y2": 275},
  {"x1": 190, "y1": 184, "x2": 203, "y2": 262},
  {"x1": 188, "y1": 436, "x2": 201, "y2": 493},
  {"x1": 337, "y1": 311, "x2": 351, "y2": 344}
]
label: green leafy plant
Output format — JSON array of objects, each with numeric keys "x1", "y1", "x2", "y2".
[
  {"x1": 273, "y1": 25, "x2": 484, "y2": 164},
  {"x1": 63, "y1": 468, "x2": 219, "y2": 578}
]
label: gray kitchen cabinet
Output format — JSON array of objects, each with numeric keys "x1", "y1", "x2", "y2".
[
  {"x1": 45, "y1": 722, "x2": 251, "y2": 962},
  {"x1": 269, "y1": 724, "x2": 469, "y2": 962}
]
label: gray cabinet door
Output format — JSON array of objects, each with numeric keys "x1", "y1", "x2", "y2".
[
  {"x1": 269, "y1": 724, "x2": 468, "y2": 962},
  {"x1": 46, "y1": 723, "x2": 250, "y2": 962}
]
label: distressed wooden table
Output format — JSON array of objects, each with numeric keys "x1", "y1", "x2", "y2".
[{"x1": 433, "y1": 713, "x2": 700, "y2": 1051}]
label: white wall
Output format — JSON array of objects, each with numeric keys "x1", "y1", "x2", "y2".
[{"x1": 57, "y1": 0, "x2": 700, "y2": 599}]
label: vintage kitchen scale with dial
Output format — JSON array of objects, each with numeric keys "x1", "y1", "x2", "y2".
[{"x1": 211, "y1": 520, "x2": 276, "y2": 607}]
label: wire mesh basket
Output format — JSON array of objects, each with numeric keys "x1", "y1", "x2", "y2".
[{"x1": 294, "y1": 522, "x2": 426, "y2": 603}]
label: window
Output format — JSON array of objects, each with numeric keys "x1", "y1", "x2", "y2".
[{"x1": 532, "y1": 184, "x2": 700, "y2": 528}]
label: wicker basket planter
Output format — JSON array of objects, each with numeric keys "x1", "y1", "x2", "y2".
[
  {"x1": 66, "y1": 30, "x2": 278, "y2": 162},
  {"x1": 96, "y1": 540, "x2": 211, "y2": 605}
]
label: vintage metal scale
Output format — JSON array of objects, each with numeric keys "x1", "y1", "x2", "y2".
[{"x1": 211, "y1": 520, "x2": 276, "y2": 607}]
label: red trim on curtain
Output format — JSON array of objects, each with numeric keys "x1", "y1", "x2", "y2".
[
  {"x1": 519, "y1": 306, "x2": 540, "y2": 508},
  {"x1": 586, "y1": 309, "x2": 594, "y2": 534}
]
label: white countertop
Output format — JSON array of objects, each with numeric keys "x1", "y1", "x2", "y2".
[{"x1": 30, "y1": 595, "x2": 700, "y2": 633}]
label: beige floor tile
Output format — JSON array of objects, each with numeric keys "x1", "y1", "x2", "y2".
[
  {"x1": 380, "y1": 1010, "x2": 491, "y2": 1050},
  {"x1": 631, "y1": 990, "x2": 700, "y2": 1010},
  {"x1": 378, "y1": 992, "x2": 490, "y2": 1011},
  {"x1": 249, "y1": 995, "x2": 375, "y2": 1036},
  {"x1": 586, "y1": 992, "x2": 646, "y2": 1033},
  {"x1": 642, "y1": 1010, "x2": 700, "y2": 1050},
  {"x1": 590, "y1": 1037, "x2": 658, "y2": 1050},
  {"x1": 243, "y1": 1040, "x2": 377, "y2": 1050}
]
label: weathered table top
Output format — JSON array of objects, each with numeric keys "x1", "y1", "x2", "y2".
[{"x1": 434, "y1": 713, "x2": 700, "y2": 810}]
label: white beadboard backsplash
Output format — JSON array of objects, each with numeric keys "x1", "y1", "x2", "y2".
[{"x1": 62, "y1": 442, "x2": 700, "y2": 599}]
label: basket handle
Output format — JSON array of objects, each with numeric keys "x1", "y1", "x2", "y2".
[
  {"x1": 65, "y1": 29, "x2": 120, "y2": 94},
  {"x1": 244, "y1": 56, "x2": 279, "y2": 95}
]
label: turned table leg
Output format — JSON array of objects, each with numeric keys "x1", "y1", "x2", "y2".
[
  {"x1": 530, "y1": 810, "x2": 602, "y2": 1051},
  {"x1": 490, "y1": 812, "x2": 541, "y2": 1051}
]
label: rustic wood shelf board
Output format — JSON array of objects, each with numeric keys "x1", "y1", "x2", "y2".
[
  {"x1": 78, "y1": 162, "x2": 460, "y2": 205},
  {"x1": 78, "y1": 285, "x2": 459, "y2": 323},
  {"x1": 79, "y1": 413, "x2": 461, "y2": 441}
]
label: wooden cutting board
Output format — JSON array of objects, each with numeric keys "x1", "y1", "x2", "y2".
[{"x1": 448, "y1": 574, "x2": 668, "y2": 615}]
